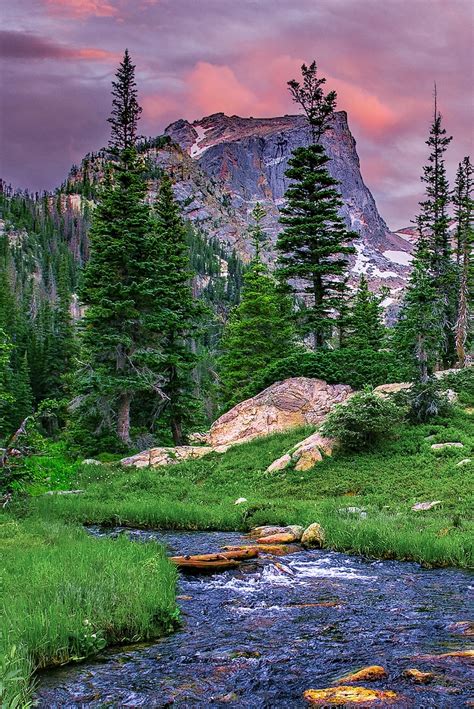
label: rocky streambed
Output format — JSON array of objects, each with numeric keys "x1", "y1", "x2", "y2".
[{"x1": 35, "y1": 529, "x2": 473, "y2": 707}]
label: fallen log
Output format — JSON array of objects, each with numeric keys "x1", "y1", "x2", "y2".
[
  {"x1": 171, "y1": 558, "x2": 241, "y2": 573},
  {"x1": 171, "y1": 548, "x2": 258, "y2": 563}
]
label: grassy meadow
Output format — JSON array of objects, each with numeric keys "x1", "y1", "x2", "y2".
[
  {"x1": 1, "y1": 398, "x2": 473, "y2": 705},
  {"x1": 28, "y1": 407, "x2": 474, "y2": 568}
]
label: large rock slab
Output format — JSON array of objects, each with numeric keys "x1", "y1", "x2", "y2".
[
  {"x1": 209, "y1": 378, "x2": 353, "y2": 448},
  {"x1": 121, "y1": 445, "x2": 214, "y2": 469}
]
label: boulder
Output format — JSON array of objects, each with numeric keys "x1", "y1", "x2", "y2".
[
  {"x1": 234, "y1": 497, "x2": 248, "y2": 505},
  {"x1": 286, "y1": 525, "x2": 305, "y2": 540},
  {"x1": 403, "y1": 668, "x2": 434, "y2": 684},
  {"x1": 121, "y1": 445, "x2": 214, "y2": 468},
  {"x1": 267, "y1": 432, "x2": 336, "y2": 473},
  {"x1": 411, "y1": 501, "x2": 441, "y2": 511},
  {"x1": 374, "y1": 382, "x2": 411, "y2": 396},
  {"x1": 301, "y1": 523, "x2": 325, "y2": 548},
  {"x1": 431, "y1": 442, "x2": 464, "y2": 451},
  {"x1": 456, "y1": 459, "x2": 471, "y2": 467},
  {"x1": 303, "y1": 686, "x2": 398, "y2": 705},
  {"x1": 267, "y1": 453, "x2": 292, "y2": 473},
  {"x1": 208, "y1": 378, "x2": 353, "y2": 448},
  {"x1": 82, "y1": 458, "x2": 102, "y2": 466},
  {"x1": 257, "y1": 532, "x2": 299, "y2": 544},
  {"x1": 337, "y1": 666, "x2": 387, "y2": 683},
  {"x1": 248, "y1": 525, "x2": 290, "y2": 539}
]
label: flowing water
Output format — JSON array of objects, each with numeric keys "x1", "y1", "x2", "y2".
[{"x1": 36, "y1": 529, "x2": 473, "y2": 707}]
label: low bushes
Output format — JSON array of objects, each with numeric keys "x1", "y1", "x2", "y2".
[
  {"x1": 241, "y1": 348, "x2": 408, "y2": 401},
  {"x1": 321, "y1": 389, "x2": 403, "y2": 450}
]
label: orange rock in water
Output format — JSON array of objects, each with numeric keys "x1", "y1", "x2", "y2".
[
  {"x1": 337, "y1": 666, "x2": 387, "y2": 683},
  {"x1": 417, "y1": 649, "x2": 474, "y2": 661},
  {"x1": 304, "y1": 686, "x2": 398, "y2": 705},
  {"x1": 257, "y1": 543, "x2": 302, "y2": 556},
  {"x1": 434, "y1": 650, "x2": 474, "y2": 660},
  {"x1": 256, "y1": 532, "x2": 297, "y2": 544},
  {"x1": 403, "y1": 668, "x2": 434, "y2": 683}
]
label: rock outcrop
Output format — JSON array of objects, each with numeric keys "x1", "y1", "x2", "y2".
[
  {"x1": 165, "y1": 113, "x2": 412, "y2": 296},
  {"x1": 208, "y1": 378, "x2": 353, "y2": 448},
  {"x1": 336, "y1": 666, "x2": 387, "y2": 683},
  {"x1": 267, "y1": 432, "x2": 336, "y2": 473},
  {"x1": 121, "y1": 445, "x2": 214, "y2": 469}
]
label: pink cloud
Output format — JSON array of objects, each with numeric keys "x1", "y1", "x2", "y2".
[
  {"x1": 185, "y1": 62, "x2": 258, "y2": 117},
  {"x1": 142, "y1": 93, "x2": 181, "y2": 121},
  {"x1": 45, "y1": 0, "x2": 119, "y2": 18},
  {"x1": 75, "y1": 47, "x2": 118, "y2": 60},
  {"x1": 326, "y1": 75, "x2": 398, "y2": 136}
]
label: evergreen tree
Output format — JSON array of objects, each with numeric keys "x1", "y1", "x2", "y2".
[
  {"x1": 144, "y1": 174, "x2": 205, "y2": 444},
  {"x1": 418, "y1": 89, "x2": 456, "y2": 365},
  {"x1": 249, "y1": 203, "x2": 268, "y2": 260},
  {"x1": 219, "y1": 208, "x2": 295, "y2": 409},
  {"x1": 108, "y1": 49, "x2": 142, "y2": 153},
  {"x1": 0, "y1": 329, "x2": 13, "y2": 439},
  {"x1": 276, "y1": 61, "x2": 356, "y2": 348},
  {"x1": 453, "y1": 156, "x2": 473, "y2": 366},
  {"x1": 393, "y1": 218, "x2": 444, "y2": 382},
  {"x1": 346, "y1": 275, "x2": 386, "y2": 351},
  {"x1": 75, "y1": 51, "x2": 154, "y2": 445}
]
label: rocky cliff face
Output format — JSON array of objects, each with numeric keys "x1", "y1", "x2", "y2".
[{"x1": 165, "y1": 112, "x2": 412, "y2": 297}]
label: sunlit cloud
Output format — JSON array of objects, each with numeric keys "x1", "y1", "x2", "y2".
[{"x1": 45, "y1": 0, "x2": 119, "y2": 18}]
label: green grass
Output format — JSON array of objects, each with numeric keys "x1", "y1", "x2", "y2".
[
  {"x1": 0, "y1": 515, "x2": 178, "y2": 707},
  {"x1": 30, "y1": 409, "x2": 474, "y2": 568}
]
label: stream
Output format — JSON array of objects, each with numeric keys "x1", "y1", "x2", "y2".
[{"x1": 36, "y1": 529, "x2": 473, "y2": 707}]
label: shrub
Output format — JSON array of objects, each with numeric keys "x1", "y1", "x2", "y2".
[
  {"x1": 242, "y1": 348, "x2": 408, "y2": 400},
  {"x1": 321, "y1": 389, "x2": 402, "y2": 450},
  {"x1": 438, "y1": 367, "x2": 474, "y2": 406},
  {"x1": 407, "y1": 379, "x2": 453, "y2": 423}
]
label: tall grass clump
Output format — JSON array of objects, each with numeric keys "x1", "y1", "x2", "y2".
[{"x1": 0, "y1": 516, "x2": 178, "y2": 706}]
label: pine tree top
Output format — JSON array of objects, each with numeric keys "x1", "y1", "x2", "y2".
[{"x1": 108, "y1": 49, "x2": 143, "y2": 153}]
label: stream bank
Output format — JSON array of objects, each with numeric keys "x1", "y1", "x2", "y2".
[{"x1": 36, "y1": 529, "x2": 474, "y2": 708}]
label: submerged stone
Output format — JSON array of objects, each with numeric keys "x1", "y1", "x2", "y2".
[
  {"x1": 337, "y1": 665, "x2": 387, "y2": 683},
  {"x1": 403, "y1": 668, "x2": 434, "y2": 683},
  {"x1": 304, "y1": 686, "x2": 398, "y2": 705}
]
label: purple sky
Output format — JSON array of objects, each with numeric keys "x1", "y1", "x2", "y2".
[{"x1": 1, "y1": 0, "x2": 473, "y2": 229}]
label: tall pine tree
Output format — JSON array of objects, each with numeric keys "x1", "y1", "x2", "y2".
[
  {"x1": 144, "y1": 174, "x2": 205, "y2": 444},
  {"x1": 75, "y1": 51, "x2": 156, "y2": 445},
  {"x1": 276, "y1": 62, "x2": 356, "y2": 348},
  {"x1": 453, "y1": 156, "x2": 473, "y2": 366},
  {"x1": 393, "y1": 217, "x2": 444, "y2": 382},
  {"x1": 418, "y1": 89, "x2": 456, "y2": 365}
]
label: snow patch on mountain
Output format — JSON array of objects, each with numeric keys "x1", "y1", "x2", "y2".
[
  {"x1": 190, "y1": 124, "x2": 211, "y2": 158},
  {"x1": 383, "y1": 250, "x2": 413, "y2": 266}
]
